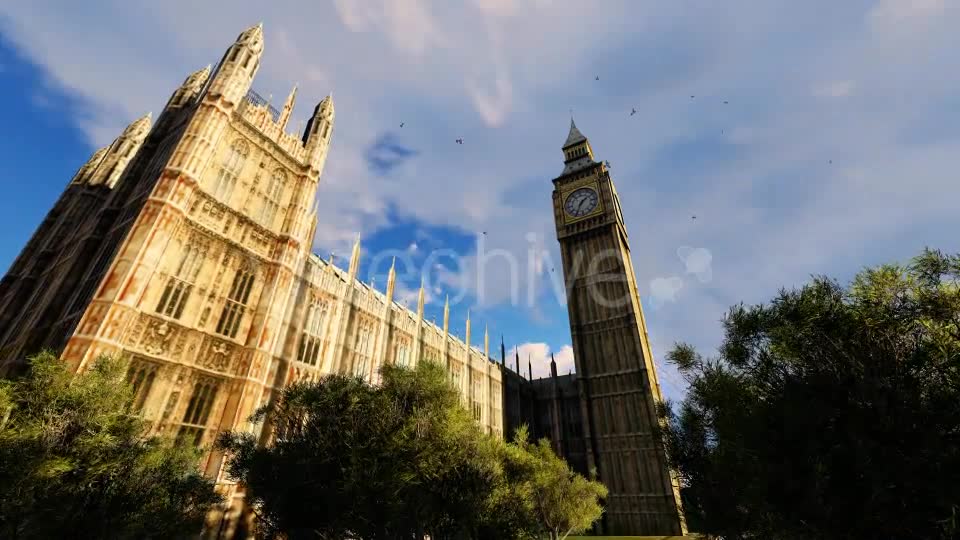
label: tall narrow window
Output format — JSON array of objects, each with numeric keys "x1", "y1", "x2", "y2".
[
  {"x1": 395, "y1": 341, "x2": 411, "y2": 368},
  {"x1": 125, "y1": 361, "x2": 158, "y2": 414},
  {"x1": 473, "y1": 376, "x2": 483, "y2": 423},
  {"x1": 258, "y1": 169, "x2": 286, "y2": 226},
  {"x1": 450, "y1": 361, "x2": 462, "y2": 392},
  {"x1": 156, "y1": 243, "x2": 204, "y2": 320},
  {"x1": 212, "y1": 139, "x2": 248, "y2": 202},
  {"x1": 297, "y1": 300, "x2": 328, "y2": 366},
  {"x1": 216, "y1": 267, "x2": 255, "y2": 339},
  {"x1": 491, "y1": 383, "x2": 502, "y2": 433},
  {"x1": 176, "y1": 378, "x2": 221, "y2": 447},
  {"x1": 354, "y1": 324, "x2": 374, "y2": 380}
]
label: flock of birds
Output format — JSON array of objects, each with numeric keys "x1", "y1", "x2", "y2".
[{"x1": 387, "y1": 74, "x2": 802, "y2": 235}]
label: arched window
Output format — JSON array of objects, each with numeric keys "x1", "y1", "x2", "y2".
[
  {"x1": 216, "y1": 266, "x2": 255, "y2": 339},
  {"x1": 212, "y1": 139, "x2": 248, "y2": 202},
  {"x1": 176, "y1": 377, "x2": 222, "y2": 447},
  {"x1": 354, "y1": 324, "x2": 375, "y2": 380},
  {"x1": 395, "y1": 343, "x2": 410, "y2": 368},
  {"x1": 473, "y1": 374, "x2": 484, "y2": 423},
  {"x1": 259, "y1": 168, "x2": 286, "y2": 226},
  {"x1": 297, "y1": 299, "x2": 328, "y2": 366},
  {"x1": 125, "y1": 361, "x2": 159, "y2": 414},
  {"x1": 156, "y1": 243, "x2": 205, "y2": 320}
]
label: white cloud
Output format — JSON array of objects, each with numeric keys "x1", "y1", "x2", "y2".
[
  {"x1": 407, "y1": 242, "x2": 418, "y2": 253},
  {"x1": 868, "y1": 0, "x2": 946, "y2": 27},
  {"x1": 4, "y1": 0, "x2": 960, "y2": 405},
  {"x1": 395, "y1": 280, "x2": 431, "y2": 308},
  {"x1": 649, "y1": 277, "x2": 684, "y2": 308},
  {"x1": 812, "y1": 80, "x2": 856, "y2": 98},
  {"x1": 512, "y1": 342, "x2": 574, "y2": 379},
  {"x1": 677, "y1": 247, "x2": 713, "y2": 284}
]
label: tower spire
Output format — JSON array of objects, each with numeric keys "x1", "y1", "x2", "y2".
[
  {"x1": 551, "y1": 353, "x2": 558, "y2": 378},
  {"x1": 500, "y1": 335, "x2": 506, "y2": 365},
  {"x1": 528, "y1": 354, "x2": 533, "y2": 380},
  {"x1": 515, "y1": 346, "x2": 520, "y2": 374},
  {"x1": 386, "y1": 256, "x2": 396, "y2": 302},
  {"x1": 484, "y1": 325, "x2": 489, "y2": 359},
  {"x1": 207, "y1": 22, "x2": 264, "y2": 108},
  {"x1": 560, "y1": 116, "x2": 596, "y2": 175},
  {"x1": 348, "y1": 232, "x2": 361, "y2": 278},
  {"x1": 416, "y1": 277, "x2": 425, "y2": 317},
  {"x1": 278, "y1": 83, "x2": 298, "y2": 131},
  {"x1": 303, "y1": 93, "x2": 335, "y2": 174},
  {"x1": 465, "y1": 309, "x2": 471, "y2": 350},
  {"x1": 443, "y1": 295, "x2": 450, "y2": 335}
]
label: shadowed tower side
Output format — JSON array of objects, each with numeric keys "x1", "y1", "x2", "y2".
[{"x1": 550, "y1": 118, "x2": 687, "y2": 536}]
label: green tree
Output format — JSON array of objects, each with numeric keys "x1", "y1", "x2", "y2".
[
  {"x1": 508, "y1": 426, "x2": 607, "y2": 540},
  {"x1": 218, "y1": 360, "x2": 504, "y2": 540},
  {"x1": 0, "y1": 351, "x2": 222, "y2": 539},
  {"x1": 662, "y1": 248, "x2": 960, "y2": 540}
]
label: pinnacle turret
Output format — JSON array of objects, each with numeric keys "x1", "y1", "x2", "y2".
[
  {"x1": 417, "y1": 277, "x2": 426, "y2": 317},
  {"x1": 386, "y1": 256, "x2": 396, "y2": 302},
  {"x1": 166, "y1": 65, "x2": 211, "y2": 110},
  {"x1": 207, "y1": 23, "x2": 264, "y2": 107},
  {"x1": 278, "y1": 84, "x2": 297, "y2": 130},
  {"x1": 302, "y1": 93, "x2": 335, "y2": 174},
  {"x1": 348, "y1": 233, "x2": 361, "y2": 278}
]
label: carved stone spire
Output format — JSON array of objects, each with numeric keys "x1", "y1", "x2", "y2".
[
  {"x1": 278, "y1": 84, "x2": 297, "y2": 131},
  {"x1": 386, "y1": 256, "x2": 396, "y2": 302},
  {"x1": 348, "y1": 233, "x2": 361, "y2": 278},
  {"x1": 416, "y1": 277, "x2": 425, "y2": 317},
  {"x1": 443, "y1": 295, "x2": 450, "y2": 335},
  {"x1": 484, "y1": 324, "x2": 489, "y2": 359}
]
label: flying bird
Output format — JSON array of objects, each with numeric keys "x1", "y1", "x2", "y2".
[
  {"x1": 692, "y1": 215, "x2": 697, "y2": 220},
  {"x1": 456, "y1": 138, "x2": 463, "y2": 145},
  {"x1": 400, "y1": 122, "x2": 405, "y2": 128},
  {"x1": 604, "y1": 160, "x2": 611, "y2": 168},
  {"x1": 723, "y1": 100, "x2": 729, "y2": 104},
  {"x1": 482, "y1": 231, "x2": 487, "y2": 235},
  {"x1": 630, "y1": 108, "x2": 637, "y2": 116},
  {"x1": 690, "y1": 95, "x2": 695, "y2": 99},
  {"x1": 595, "y1": 76, "x2": 600, "y2": 81}
]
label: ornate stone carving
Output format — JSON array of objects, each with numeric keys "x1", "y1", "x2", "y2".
[
  {"x1": 124, "y1": 314, "x2": 147, "y2": 347},
  {"x1": 197, "y1": 336, "x2": 234, "y2": 373},
  {"x1": 142, "y1": 318, "x2": 176, "y2": 356}
]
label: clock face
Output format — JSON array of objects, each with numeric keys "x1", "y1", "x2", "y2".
[{"x1": 564, "y1": 187, "x2": 599, "y2": 217}]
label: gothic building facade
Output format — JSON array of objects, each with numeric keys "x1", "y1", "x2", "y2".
[{"x1": 0, "y1": 24, "x2": 505, "y2": 536}]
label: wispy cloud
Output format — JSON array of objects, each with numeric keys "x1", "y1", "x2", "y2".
[{"x1": 3, "y1": 1, "x2": 960, "y2": 405}]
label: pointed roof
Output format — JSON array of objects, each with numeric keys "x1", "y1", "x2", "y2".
[
  {"x1": 123, "y1": 112, "x2": 153, "y2": 138},
  {"x1": 562, "y1": 116, "x2": 587, "y2": 148},
  {"x1": 236, "y1": 23, "x2": 264, "y2": 54}
]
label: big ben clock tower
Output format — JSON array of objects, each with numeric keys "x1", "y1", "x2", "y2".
[{"x1": 551, "y1": 118, "x2": 687, "y2": 536}]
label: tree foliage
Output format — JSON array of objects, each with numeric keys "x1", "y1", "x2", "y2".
[
  {"x1": 503, "y1": 426, "x2": 607, "y2": 540},
  {"x1": 0, "y1": 351, "x2": 222, "y2": 539},
  {"x1": 219, "y1": 359, "x2": 606, "y2": 539},
  {"x1": 662, "y1": 248, "x2": 960, "y2": 540}
]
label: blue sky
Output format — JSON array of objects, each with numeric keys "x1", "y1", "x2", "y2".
[{"x1": 2, "y1": 0, "x2": 960, "y2": 403}]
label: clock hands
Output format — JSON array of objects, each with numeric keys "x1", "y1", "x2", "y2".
[{"x1": 576, "y1": 197, "x2": 589, "y2": 214}]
